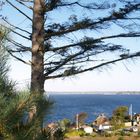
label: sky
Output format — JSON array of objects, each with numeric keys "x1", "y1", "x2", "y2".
[
  {"x1": 10, "y1": 57, "x2": 140, "y2": 92},
  {"x1": 1, "y1": 0, "x2": 140, "y2": 92}
]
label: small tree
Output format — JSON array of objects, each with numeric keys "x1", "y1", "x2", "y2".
[
  {"x1": 75, "y1": 112, "x2": 88, "y2": 129},
  {"x1": 113, "y1": 106, "x2": 128, "y2": 121},
  {"x1": 0, "y1": 25, "x2": 15, "y2": 96},
  {"x1": 111, "y1": 106, "x2": 128, "y2": 129}
]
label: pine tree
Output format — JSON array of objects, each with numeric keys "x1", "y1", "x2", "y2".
[{"x1": 1, "y1": 0, "x2": 140, "y2": 94}]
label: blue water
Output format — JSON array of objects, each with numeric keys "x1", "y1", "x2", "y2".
[{"x1": 46, "y1": 94, "x2": 140, "y2": 123}]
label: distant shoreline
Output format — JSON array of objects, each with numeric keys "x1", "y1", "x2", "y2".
[{"x1": 47, "y1": 91, "x2": 140, "y2": 95}]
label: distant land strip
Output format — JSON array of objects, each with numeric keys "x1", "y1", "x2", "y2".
[{"x1": 46, "y1": 91, "x2": 140, "y2": 95}]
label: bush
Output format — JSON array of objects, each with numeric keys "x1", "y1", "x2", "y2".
[
  {"x1": 120, "y1": 130, "x2": 125, "y2": 136},
  {"x1": 111, "y1": 106, "x2": 128, "y2": 130},
  {"x1": 104, "y1": 131, "x2": 113, "y2": 137},
  {"x1": 0, "y1": 92, "x2": 53, "y2": 140},
  {"x1": 64, "y1": 130, "x2": 86, "y2": 138},
  {"x1": 118, "y1": 136, "x2": 124, "y2": 140},
  {"x1": 58, "y1": 118, "x2": 71, "y2": 131},
  {"x1": 0, "y1": 48, "x2": 15, "y2": 96},
  {"x1": 0, "y1": 27, "x2": 53, "y2": 140},
  {"x1": 90, "y1": 133, "x2": 96, "y2": 137}
]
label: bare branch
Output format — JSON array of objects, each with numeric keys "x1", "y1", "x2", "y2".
[
  {"x1": 2, "y1": 18, "x2": 31, "y2": 35},
  {"x1": 97, "y1": 32, "x2": 140, "y2": 40},
  {"x1": 7, "y1": 50, "x2": 31, "y2": 65},
  {"x1": 10, "y1": 28, "x2": 31, "y2": 40},
  {"x1": 6, "y1": 38, "x2": 31, "y2": 52},
  {"x1": 18, "y1": 0, "x2": 33, "y2": 2},
  {"x1": 46, "y1": 1, "x2": 113, "y2": 12},
  {"x1": 6, "y1": 0, "x2": 32, "y2": 21},
  {"x1": 16, "y1": 0, "x2": 33, "y2": 10},
  {"x1": 44, "y1": 58, "x2": 105, "y2": 66},
  {"x1": 1, "y1": 24, "x2": 31, "y2": 40},
  {"x1": 57, "y1": 1, "x2": 110, "y2": 10}
]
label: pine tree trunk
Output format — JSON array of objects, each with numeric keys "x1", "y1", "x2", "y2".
[{"x1": 31, "y1": 0, "x2": 45, "y2": 94}]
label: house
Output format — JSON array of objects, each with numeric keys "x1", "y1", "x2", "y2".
[
  {"x1": 82, "y1": 125, "x2": 93, "y2": 134},
  {"x1": 93, "y1": 114, "x2": 111, "y2": 131},
  {"x1": 131, "y1": 126, "x2": 138, "y2": 132},
  {"x1": 93, "y1": 114, "x2": 109, "y2": 126},
  {"x1": 42, "y1": 122, "x2": 59, "y2": 135},
  {"x1": 125, "y1": 113, "x2": 140, "y2": 127},
  {"x1": 134, "y1": 113, "x2": 140, "y2": 124},
  {"x1": 123, "y1": 126, "x2": 138, "y2": 132},
  {"x1": 124, "y1": 121, "x2": 137, "y2": 127},
  {"x1": 125, "y1": 122, "x2": 132, "y2": 127}
]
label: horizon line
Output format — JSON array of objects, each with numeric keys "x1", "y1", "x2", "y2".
[{"x1": 46, "y1": 91, "x2": 140, "y2": 93}]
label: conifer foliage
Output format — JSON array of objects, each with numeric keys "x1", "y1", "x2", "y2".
[{"x1": 0, "y1": 26, "x2": 53, "y2": 140}]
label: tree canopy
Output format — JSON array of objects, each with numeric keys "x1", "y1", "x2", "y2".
[
  {"x1": 111, "y1": 106, "x2": 128, "y2": 129},
  {"x1": 1, "y1": 0, "x2": 140, "y2": 94}
]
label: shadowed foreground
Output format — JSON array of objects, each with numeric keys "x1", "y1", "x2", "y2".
[{"x1": 64, "y1": 136, "x2": 140, "y2": 140}]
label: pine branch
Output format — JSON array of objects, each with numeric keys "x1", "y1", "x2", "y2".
[
  {"x1": 2, "y1": 18, "x2": 31, "y2": 35},
  {"x1": 18, "y1": 0, "x2": 33, "y2": 2},
  {"x1": 45, "y1": 51, "x2": 140, "y2": 79},
  {"x1": 48, "y1": 38, "x2": 100, "y2": 52},
  {"x1": 45, "y1": 0, "x2": 60, "y2": 12},
  {"x1": 6, "y1": 38, "x2": 31, "y2": 51},
  {"x1": 97, "y1": 32, "x2": 140, "y2": 40},
  {"x1": 44, "y1": 50, "x2": 86, "y2": 76},
  {"x1": 45, "y1": 3, "x2": 140, "y2": 39},
  {"x1": 57, "y1": 1, "x2": 109, "y2": 10},
  {"x1": 10, "y1": 28, "x2": 31, "y2": 40},
  {"x1": 1, "y1": 24, "x2": 31, "y2": 40},
  {"x1": 46, "y1": 1, "x2": 112, "y2": 12},
  {"x1": 44, "y1": 44, "x2": 122, "y2": 75},
  {"x1": 48, "y1": 32, "x2": 140, "y2": 52},
  {"x1": 44, "y1": 58, "x2": 105, "y2": 66},
  {"x1": 7, "y1": 50, "x2": 31, "y2": 65}
]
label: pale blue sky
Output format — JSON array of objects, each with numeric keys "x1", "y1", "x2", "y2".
[
  {"x1": 1, "y1": 0, "x2": 140, "y2": 92},
  {"x1": 9, "y1": 56, "x2": 140, "y2": 92}
]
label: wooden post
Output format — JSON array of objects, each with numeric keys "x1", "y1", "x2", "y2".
[{"x1": 76, "y1": 114, "x2": 79, "y2": 130}]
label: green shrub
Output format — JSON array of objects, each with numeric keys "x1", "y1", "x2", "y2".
[
  {"x1": 58, "y1": 118, "x2": 71, "y2": 131},
  {"x1": 104, "y1": 132, "x2": 113, "y2": 137},
  {"x1": 120, "y1": 130, "x2": 125, "y2": 136},
  {"x1": 90, "y1": 133, "x2": 96, "y2": 137},
  {"x1": 0, "y1": 92, "x2": 53, "y2": 140},
  {"x1": 64, "y1": 130, "x2": 86, "y2": 138},
  {"x1": 118, "y1": 136, "x2": 124, "y2": 140}
]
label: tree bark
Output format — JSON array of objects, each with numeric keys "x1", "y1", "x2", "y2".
[{"x1": 31, "y1": 0, "x2": 45, "y2": 94}]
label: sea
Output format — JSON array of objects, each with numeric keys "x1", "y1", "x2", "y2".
[{"x1": 45, "y1": 93, "x2": 140, "y2": 123}]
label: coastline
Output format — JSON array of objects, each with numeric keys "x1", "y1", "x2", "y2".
[{"x1": 47, "y1": 91, "x2": 140, "y2": 95}]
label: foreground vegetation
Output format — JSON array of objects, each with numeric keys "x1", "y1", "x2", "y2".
[
  {"x1": 64, "y1": 136, "x2": 140, "y2": 140},
  {"x1": 0, "y1": 29, "x2": 53, "y2": 140}
]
